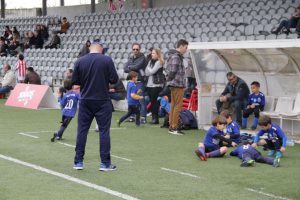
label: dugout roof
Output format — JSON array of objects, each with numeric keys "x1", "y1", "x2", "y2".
[{"x1": 189, "y1": 39, "x2": 300, "y2": 97}]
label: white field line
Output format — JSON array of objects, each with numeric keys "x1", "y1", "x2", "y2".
[
  {"x1": 57, "y1": 142, "x2": 133, "y2": 162},
  {"x1": 0, "y1": 154, "x2": 139, "y2": 200},
  {"x1": 161, "y1": 167, "x2": 202, "y2": 179},
  {"x1": 22, "y1": 131, "x2": 55, "y2": 134},
  {"x1": 17, "y1": 132, "x2": 39, "y2": 139},
  {"x1": 246, "y1": 188, "x2": 293, "y2": 200}
]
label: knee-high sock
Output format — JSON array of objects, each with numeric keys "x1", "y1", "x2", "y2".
[
  {"x1": 207, "y1": 149, "x2": 222, "y2": 158},
  {"x1": 57, "y1": 126, "x2": 66, "y2": 138}
]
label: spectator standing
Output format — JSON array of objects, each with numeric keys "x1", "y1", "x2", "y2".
[
  {"x1": 71, "y1": 40, "x2": 119, "y2": 171},
  {"x1": 271, "y1": 6, "x2": 300, "y2": 35},
  {"x1": 215, "y1": 72, "x2": 250, "y2": 126},
  {"x1": 15, "y1": 54, "x2": 27, "y2": 83},
  {"x1": 0, "y1": 64, "x2": 16, "y2": 94},
  {"x1": 124, "y1": 43, "x2": 147, "y2": 123},
  {"x1": 24, "y1": 67, "x2": 41, "y2": 85},
  {"x1": 166, "y1": 39, "x2": 189, "y2": 135},
  {"x1": 60, "y1": 17, "x2": 70, "y2": 34},
  {"x1": 145, "y1": 48, "x2": 165, "y2": 124}
]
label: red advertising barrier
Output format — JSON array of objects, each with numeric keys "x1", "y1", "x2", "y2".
[{"x1": 5, "y1": 83, "x2": 59, "y2": 110}]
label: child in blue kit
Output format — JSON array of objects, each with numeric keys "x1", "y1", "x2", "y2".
[
  {"x1": 252, "y1": 115, "x2": 287, "y2": 158},
  {"x1": 118, "y1": 71, "x2": 143, "y2": 126},
  {"x1": 51, "y1": 80, "x2": 80, "y2": 142},
  {"x1": 242, "y1": 81, "x2": 265, "y2": 130},
  {"x1": 195, "y1": 116, "x2": 237, "y2": 161},
  {"x1": 220, "y1": 110, "x2": 241, "y2": 144},
  {"x1": 230, "y1": 140, "x2": 280, "y2": 167}
]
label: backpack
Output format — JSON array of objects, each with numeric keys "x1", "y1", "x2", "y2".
[{"x1": 179, "y1": 110, "x2": 198, "y2": 130}]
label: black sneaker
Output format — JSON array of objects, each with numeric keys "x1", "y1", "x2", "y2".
[
  {"x1": 50, "y1": 133, "x2": 57, "y2": 142},
  {"x1": 169, "y1": 129, "x2": 184, "y2": 135}
]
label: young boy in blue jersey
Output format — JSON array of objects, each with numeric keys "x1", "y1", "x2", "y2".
[
  {"x1": 230, "y1": 140, "x2": 280, "y2": 167},
  {"x1": 51, "y1": 80, "x2": 80, "y2": 142},
  {"x1": 242, "y1": 81, "x2": 265, "y2": 130},
  {"x1": 118, "y1": 71, "x2": 143, "y2": 127},
  {"x1": 220, "y1": 110, "x2": 241, "y2": 144},
  {"x1": 252, "y1": 115, "x2": 287, "y2": 158},
  {"x1": 195, "y1": 116, "x2": 237, "y2": 161}
]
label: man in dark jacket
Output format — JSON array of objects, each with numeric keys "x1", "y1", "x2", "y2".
[
  {"x1": 45, "y1": 31, "x2": 60, "y2": 49},
  {"x1": 166, "y1": 39, "x2": 189, "y2": 135},
  {"x1": 24, "y1": 67, "x2": 41, "y2": 85},
  {"x1": 71, "y1": 40, "x2": 119, "y2": 171},
  {"x1": 124, "y1": 43, "x2": 147, "y2": 123},
  {"x1": 216, "y1": 72, "x2": 250, "y2": 126}
]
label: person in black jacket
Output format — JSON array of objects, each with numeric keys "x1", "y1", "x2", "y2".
[
  {"x1": 45, "y1": 31, "x2": 60, "y2": 49},
  {"x1": 271, "y1": 6, "x2": 300, "y2": 35},
  {"x1": 215, "y1": 72, "x2": 250, "y2": 126},
  {"x1": 124, "y1": 43, "x2": 147, "y2": 123}
]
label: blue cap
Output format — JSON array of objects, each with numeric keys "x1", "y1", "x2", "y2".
[{"x1": 91, "y1": 39, "x2": 104, "y2": 46}]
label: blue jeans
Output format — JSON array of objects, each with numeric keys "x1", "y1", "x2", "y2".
[
  {"x1": 0, "y1": 86, "x2": 13, "y2": 94},
  {"x1": 109, "y1": 93, "x2": 124, "y2": 101},
  {"x1": 275, "y1": 18, "x2": 300, "y2": 33},
  {"x1": 136, "y1": 81, "x2": 147, "y2": 118}
]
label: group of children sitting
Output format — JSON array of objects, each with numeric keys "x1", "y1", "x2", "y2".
[
  {"x1": 195, "y1": 80, "x2": 287, "y2": 167},
  {"x1": 195, "y1": 112, "x2": 285, "y2": 167}
]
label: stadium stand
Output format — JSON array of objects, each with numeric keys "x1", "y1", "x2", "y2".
[{"x1": 0, "y1": 0, "x2": 299, "y2": 87}]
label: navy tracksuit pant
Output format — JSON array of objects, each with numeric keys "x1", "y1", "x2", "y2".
[{"x1": 74, "y1": 99, "x2": 112, "y2": 165}]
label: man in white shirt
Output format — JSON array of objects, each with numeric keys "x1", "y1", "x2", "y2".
[{"x1": 0, "y1": 64, "x2": 16, "y2": 94}]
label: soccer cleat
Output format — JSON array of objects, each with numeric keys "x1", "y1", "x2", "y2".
[
  {"x1": 195, "y1": 148, "x2": 207, "y2": 161},
  {"x1": 50, "y1": 133, "x2": 60, "y2": 142},
  {"x1": 273, "y1": 157, "x2": 280, "y2": 168},
  {"x1": 275, "y1": 151, "x2": 283, "y2": 158},
  {"x1": 267, "y1": 150, "x2": 275, "y2": 157},
  {"x1": 73, "y1": 162, "x2": 84, "y2": 170},
  {"x1": 240, "y1": 159, "x2": 255, "y2": 167},
  {"x1": 117, "y1": 120, "x2": 121, "y2": 127},
  {"x1": 99, "y1": 163, "x2": 117, "y2": 171}
]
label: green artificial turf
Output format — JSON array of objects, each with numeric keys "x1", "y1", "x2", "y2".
[{"x1": 0, "y1": 99, "x2": 299, "y2": 200}]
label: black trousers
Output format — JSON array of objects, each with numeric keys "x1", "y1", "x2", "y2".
[
  {"x1": 120, "y1": 105, "x2": 141, "y2": 126},
  {"x1": 147, "y1": 87, "x2": 162, "y2": 119},
  {"x1": 243, "y1": 106, "x2": 260, "y2": 118}
]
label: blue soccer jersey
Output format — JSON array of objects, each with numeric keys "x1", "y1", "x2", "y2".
[
  {"x1": 127, "y1": 81, "x2": 140, "y2": 106},
  {"x1": 230, "y1": 145, "x2": 259, "y2": 159},
  {"x1": 203, "y1": 126, "x2": 225, "y2": 149},
  {"x1": 254, "y1": 123, "x2": 287, "y2": 148},
  {"x1": 247, "y1": 92, "x2": 265, "y2": 111},
  {"x1": 226, "y1": 121, "x2": 240, "y2": 143},
  {"x1": 59, "y1": 91, "x2": 80, "y2": 117}
]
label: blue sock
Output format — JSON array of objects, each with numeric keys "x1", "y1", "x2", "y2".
[
  {"x1": 208, "y1": 149, "x2": 221, "y2": 158},
  {"x1": 253, "y1": 117, "x2": 259, "y2": 128},
  {"x1": 242, "y1": 117, "x2": 248, "y2": 127}
]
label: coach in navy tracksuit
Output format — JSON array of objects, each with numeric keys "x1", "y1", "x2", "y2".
[{"x1": 71, "y1": 40, "x2": 119, "y2": 171}]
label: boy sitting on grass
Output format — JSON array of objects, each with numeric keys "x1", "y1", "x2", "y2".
[
  {"x1": 195, "y1": 116, "x2": 237, "y2": 161},
  {"x1": 118, "y1": 71, "x2": 143, "y2": 127},
  {"x1": 230, "y1": 140, "x2": 280, "y2": 167},
  {"x1": 51, "y1": 80, "x2": 80, "y2": 142},
  {"x1": 220, "y1": 110, "x2": 241, "y2": 144},
  {"x1": 242, "y1": 81, "x2": 265, "y2": 130},
  {"x1": 252, "y1": 115, "x2": 287, "y2": 158}
]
